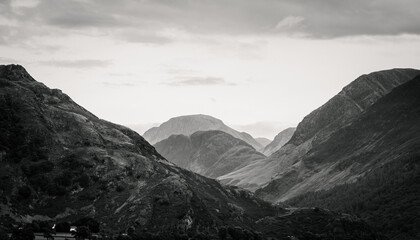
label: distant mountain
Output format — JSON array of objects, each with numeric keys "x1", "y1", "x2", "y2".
[
  {"x1": 259, "y1": 74, "x2": 420, "y2": 239},
  {"x1": 218, "y1": 69, "x2": 420, "y2": 192},
  {"x1": 262, "y1": 127, "x2": 295, "y2": 156},
  {"x1": 143, "y1": 114, "x2": 263, "y2": 151},
  {"x1": 0, "y1": 64, "x2": 383, "y2": 239},
  {"x1": 255, "y1": 137, "x2": 271, "y2": 149},
  {"x1": 154, "y1": 130, "x2": 266, "y2": 178}
]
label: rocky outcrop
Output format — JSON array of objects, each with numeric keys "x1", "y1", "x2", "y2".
[
  {"x1": 155, "y1": 130, "x2": 266, "y2": 178},
  {"x1": 143, "y1": 114, "x2": 263, "y2": 151},
  {"x1": 262, "y1": 127, "x2": 295, "y2": 156}
]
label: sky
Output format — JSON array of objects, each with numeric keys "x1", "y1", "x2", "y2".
[{"x1": 1, "y1": 0, "x2": 420, "y2": 139}]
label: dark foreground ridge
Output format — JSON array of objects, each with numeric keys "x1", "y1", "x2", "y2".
[{"x1": 0, "y1": 64, "x2": 384, "y2": 239}]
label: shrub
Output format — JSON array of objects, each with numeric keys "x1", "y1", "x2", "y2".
[{"x1": 10, "y1": 227, "x2": 34, "y2": 240}]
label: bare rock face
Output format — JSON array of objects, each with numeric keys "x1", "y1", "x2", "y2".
[
  {"x1": 262, "y1": 127, "x2": 296, "y2": 156},
  {"x1": 143, "y1": 114, "x2": 263, "y2": 151},
  {"x1": 154, "y1": 130, "x2": 266, "y2": 178}
]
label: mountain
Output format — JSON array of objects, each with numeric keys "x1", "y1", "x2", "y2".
[
  {"x1": 259, "y1": 74, "x2": 420, "y2": 239},
  {"x1": 255, "y1": 137, "x2": 271, "y2": 149},
  {"x1": 218, "y1": 68, "x2": 420, "y2": 192},
  {"x1": 262, "y1": 127, "x2": 295, "y2": 156},
  {"x1": 143, "y1": 114, "x2": 263, "y2": 151},
  {"x1": 0, "y1": 64, "x2": 384, "y2": 239},
  {"x1": 154, "y1": 130, "x2": 266, "y2": 178}
]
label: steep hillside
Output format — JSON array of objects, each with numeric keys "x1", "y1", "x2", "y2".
[
  {"x1": 154, "y1": 130, "x2": 266, "y2": 178},
  {"x1": 262, "y1": 127, "x2": 296, "y2": 156},
  {"x1": 143, "y1": 114, "x2": 263, "y2": 151},
  {"x1": 219, "y1": 69, "x2": 420, "y2": 192},
  {"x1": 0, "y1": 64, "x2": 383, "y2": 239},
  {"x1": 256, "y1": 74, "x2": 420, "y2": 239}
]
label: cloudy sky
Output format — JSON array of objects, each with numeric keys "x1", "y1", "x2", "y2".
[{"x1": 1, "y1": 0, "x2": 420, "y2": 139}]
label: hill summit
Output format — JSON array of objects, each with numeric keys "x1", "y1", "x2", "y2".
[{"x1": 144, "y1": 114, "x2": 263, "y2": 151}]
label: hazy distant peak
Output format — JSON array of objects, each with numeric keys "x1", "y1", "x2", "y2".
[
  {"x1": 144, "y1": 114, "x2": 262, "y2": 150},
  {"x1": 262, "y1": 127, "x2": 296, "y2": 156}
]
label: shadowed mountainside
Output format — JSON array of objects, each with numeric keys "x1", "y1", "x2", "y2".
[{"x1": 279, "y1": 76, "x2": 420, "y2": 240}]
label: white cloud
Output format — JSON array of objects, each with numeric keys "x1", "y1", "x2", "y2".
[{"x1": 275, "y1": 16, "x2": 305, "y2": 30}]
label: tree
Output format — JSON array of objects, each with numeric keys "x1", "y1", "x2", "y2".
[
  {"x1": 72, "y1": 226, "x2": 91, "y2": 240},
  {"x1": 0, "y1": 228, "x2": 10, "y2": 240},
  {"x1": 10, "y1": 227, "x2": 35, "y2": 240},
  {"x1": 73, "y1": 217, "x2": 100, "y2": 233}
]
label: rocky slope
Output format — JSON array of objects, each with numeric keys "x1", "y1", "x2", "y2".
[
  {"x1": 154, "y1": 130, "x2": 266, "y2": 178},
  {"x1": 218, "y1": 69, "x2": 420, "y2": 192},
  {"x1": 262, "y1": 127, "x2": 295, "y2": 156},
  {"x1": 271, "y1": 75, "x2": 420, "y2": 240},
  {"x1": 0, "y1": 64, "x2": 384, "y2": 239},
  {"x1": 143, "y1": 114, "x2": 263, "y2": 151}
]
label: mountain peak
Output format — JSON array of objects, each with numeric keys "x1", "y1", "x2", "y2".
[
  {"x1": 289, "y1": 68, "x2": 420, "y2": 146},
  {"x1": 144, "y1": 114, "x2": 262, "y2": 150},
  {"x1": 0, "y1": 64, "x2": 35, "y2": 83}
]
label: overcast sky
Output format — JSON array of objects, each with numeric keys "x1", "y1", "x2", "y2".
[{"x1": 1, "y1": 0, "x2": 420, "y2": 139}]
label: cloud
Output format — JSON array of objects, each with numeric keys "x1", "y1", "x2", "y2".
[
  {"x1": 165, "y1": 76, "x2": 236, "y2": 87},
  {"x1": 119, "y1": 31, "x2": 173, "y2": 44},
  {"x1": 1, "y1": 0, "x2": 420, "y2": 45},
  {"x1": 39, "y1": 59, "x2": 111, "y2": 68},
  {"x1": 276, "y1": 16, "x2": 305, "y2": 30}
]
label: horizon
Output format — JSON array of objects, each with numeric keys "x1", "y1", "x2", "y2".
[{"x1": 2, "y1": 0, "x2": 420, "y2": 139}]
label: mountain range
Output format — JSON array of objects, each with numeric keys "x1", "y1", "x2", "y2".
[{"x1": 0, "y1": 64, "x2": 385, "y2": 239}]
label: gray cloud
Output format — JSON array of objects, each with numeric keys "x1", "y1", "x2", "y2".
[
  {"x1": 40, "y1": 60, "x2": 111, "y2": 68},
  {"x1": 1, "y1": 0, "x2": 420, "y2": 44},
  {"x1": 165, "y1": 76, "x2": 236, "y2": 87}
]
